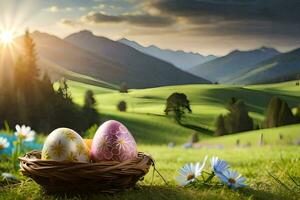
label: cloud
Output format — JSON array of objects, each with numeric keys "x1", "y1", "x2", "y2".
[
  {"x1": 44, "y1": 6, "x2": 73, "y2": 13},
  {"x1": 81, "y1": 11, "x2": 176, "y2": 27},
  {"x1": 45, "y1": 6, "x2": 59, "y2": 13},
  {"x1": 59, "y1": 19, "x2": 81, "y2": 28},
  {"x1": 144, "y1": 0, "x2": 300, "y2": 40},
  {"x1": 78, "y1": 7, "x2": 87, "y2": 11},
  {"x1": 148, "y1": 0, "x2": 300, "y2": 23}
]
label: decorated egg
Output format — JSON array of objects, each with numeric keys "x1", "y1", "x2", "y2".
[
  {"x1": 91, "y1": 120, "x2": 138, "y2": 162},
  {"x1": 42, "y1": 128, "x2": 89, "y2": 162}
]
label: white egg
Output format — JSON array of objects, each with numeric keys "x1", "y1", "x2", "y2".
[{"x1": 42, "y1": 128, "x2": 89, "y2": 162}]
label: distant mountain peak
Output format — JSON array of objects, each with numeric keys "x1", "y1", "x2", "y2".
[
  {"x1": 119, "y1": 37, "x2": 131, "y2": 42},
  {"x1": 75, "y1": 30, "x2": 94, "y2": 37},
  {"x1": 31, "y1": 30, "x2": 51, "y2": 37},
  {"x1": 227, "y1": 47, "x2": 279, "y2": 57},
  {"x1": 189, "y1": 46, "x2": 281, "y2": 83},
  {"x1": 30, "y1": 30, "x2": 62, "y2": 41},
  {"x1": 118, "y1": 37, "x2": 217, "y2": 70},
  {"x1": 259, "y1": 46, "x2": 280, "y2": 53}
]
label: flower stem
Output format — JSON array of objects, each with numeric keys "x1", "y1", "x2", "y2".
[
  {"x1": 12, "y1": 137, "x2": 22, "y2": 171},
  {"x1": 204, "y1": 172, "x2": 215, "y2": 183}
]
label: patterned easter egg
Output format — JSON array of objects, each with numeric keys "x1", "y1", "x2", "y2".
[
  {"x1": 42, "y1": 128, "x2": 89, "y2": 162},
  {"x1": 91, "y1": 120, "x2": 138, "y2": 162}
]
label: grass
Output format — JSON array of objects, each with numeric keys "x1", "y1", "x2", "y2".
[
  {"x1": 1, "y1": 81, "x2": 300, "y2": 199},
  {"x1": 202, "y1": 123, "x2": 300, "y2": 147},
  {"x1": 68, "y1": 80, "x2": 300, "y2": 145},
  {"x1": 0, "y1": 145, "x2": 299, "y2": 200}
]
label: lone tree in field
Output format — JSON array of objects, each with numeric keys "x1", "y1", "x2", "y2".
[
  {"x1": 164, "y1": 92, "x2": 191, "y2": 123},
  {"x1": 264, "y1": 96, "x2": 296, "y2": 128},
  {"x1": 117, "y1": 101, "x2": 127, "y2": 112}
]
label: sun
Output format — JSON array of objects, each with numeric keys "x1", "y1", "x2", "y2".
[{"x1": 0, "y1": 30, "x2": 14, "y2": 44}]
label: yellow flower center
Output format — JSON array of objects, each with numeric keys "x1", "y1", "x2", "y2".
[
  {"x1": 228, "y1": 178, "x2": 236, "y2": 184},
  {"x1": 19, "y1": 133, "x2": 26, "y2": 139},
  {"x1": 187, "y1": 173, "x2": 195, "y2": 181},
  {"x1": 119, "y1": 139, "x2": 126, "y2": 145}
]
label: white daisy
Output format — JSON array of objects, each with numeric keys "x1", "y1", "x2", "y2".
[
  {"x1": 216, "y1": 169, "x2": 247, "y2": 189},
  {"x1": 0, "y1": 137, "x2": 9, "y2": 150},
  {"x1": 15, "y1": 125, "x2": 35, "y2": 142},
  {"x1": 176, "y1": 156, "x2": 208, "y2": 186},
  {"x1": 211, "y1": 156, "x2": 229, "y2": 174}
]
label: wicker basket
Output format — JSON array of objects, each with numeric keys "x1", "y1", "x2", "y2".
[{"x1": 19, "y1": 150, "x2": 154, "y2": 194}]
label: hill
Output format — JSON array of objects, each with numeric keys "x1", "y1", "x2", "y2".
[
  {"x1": 67, "y1": 80, "x2": 300, "y2": 144},
  {"x1": 64, "y1": 30, "x2": 210, "y2": 88},
  {"x1": 189, "y1": 47, "x2": 280, "y2": 83},
  {"x1": 202, "y1": 123, "x2": 300, "y2": 147},
  {"x1": 118, "y1": 38, "x2": 216, "y2": 71},
  {"x1": 230, "y1": 48, "x2": 300, "y2": 84}
]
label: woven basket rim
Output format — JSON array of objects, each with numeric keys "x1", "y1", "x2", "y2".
[
  {"x1": 18, "y1": 150, "x2": 154, "y2": 193},
  {"x1": 19, "y1": 150, "x2": 152, "y2": 165}
]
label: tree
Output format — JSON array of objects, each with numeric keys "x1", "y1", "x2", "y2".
[
  {"x1": 57, "y1": 78, "x2": 71, "y2": 100},
  {"x1": 215, "y1": 115, "x2": 226, "y2": 136},
  {"x1": 190, "y1": 132, "x2": 199, "y2": 143},
  {"x1": 214, "y1": 98, "x2": 253, "y2": 135},
  {"x1": 264, "y1": 96, "x2": 296, "y2": 128},
  {"x1": 295, "y1": 105, "x2": 300, "y2": 123},
  {"x1": 23, "y1": 30, "x2": 39, "y2": 79},
  {"x1": 13, "y1": 30, "x2": 41, "y2": 126},
  {"x1": 82, "y1": 90, "x2": 100, "y2": 130},
  {"x1": 119, "y1": 82, "x2": 128, "y2": 93},
  {"x1": 0, "y1": 30, "x2": 101, "y2": 133},
  {"x1": 164, "y1": 92, "x2": 191, "y2": 123},
  {"x1": 225, "y1": 100, "x2": 253, "y2": 134},
  {"x1": 227, "y1": 97, "x2": 238, "y2": 109},
  {"x1": 117, "y1": 101, "x2": 127, "y2": 112},
  {"x1": 84, "y1": 90, "x2": 96, "y2": 108},
  {"x1": 278, "y1": 101, "x2": 296, "y2": 126}
]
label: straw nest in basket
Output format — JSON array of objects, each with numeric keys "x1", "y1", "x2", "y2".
[{"x1": 19, "y1": 150, "x2": 154, "y2": 194}]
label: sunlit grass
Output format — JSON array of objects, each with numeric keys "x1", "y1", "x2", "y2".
[{"x1": 0, "y1": 145, "x2": 299, "y2": 200}]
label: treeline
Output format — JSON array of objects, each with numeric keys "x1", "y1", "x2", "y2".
[
  {"x1": 0, "y1": 30, "x2": 99, "y2": 133},
  {"x1": 215, "y1": 96, "x2": 300, "y2": 136}
]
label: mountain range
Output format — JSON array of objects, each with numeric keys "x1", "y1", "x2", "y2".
[
  {"x1": 230, "y1": 47, "x2": 300, "y2": 84},
  {"x1": 118, "y1": 38, "x2": 216, "y2": 71},
  {"x1": 27, "y1": 30, "x2": 209, "y2": 89},
  {"x1": 15, "y1": 30, "x2": 300, "y2": 87},
  {"x1": 189, "y1": 47, "x2": 281, "y2": 83}
]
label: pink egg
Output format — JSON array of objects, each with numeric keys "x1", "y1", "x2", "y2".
[{"x1": 91, "y1": 120, "x2": 138, "y2": 162}]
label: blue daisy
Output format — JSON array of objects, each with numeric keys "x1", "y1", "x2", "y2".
[
  {"x1": 210, "y1": 156, "x2": 229, "y2": 174},
  {"x1": 216, "y1": 169, "x2": 247, "y2": 189}
]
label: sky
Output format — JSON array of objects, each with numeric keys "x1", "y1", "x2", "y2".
[{"x1": 0, "y1": 0, "x2": 300, "y2": 56}]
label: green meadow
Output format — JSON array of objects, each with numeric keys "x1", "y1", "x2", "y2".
[
  {"x1": 69, "y1": 80, "x2": 300, "y2": 145},
  {"x1": 1, "y1": 80, "x2": 300, "y2": 200}
]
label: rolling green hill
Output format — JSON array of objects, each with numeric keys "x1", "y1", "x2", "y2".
[{"x1": 67, "y1": 80, "x2": 300, "y2": 145}]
